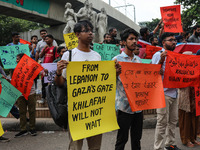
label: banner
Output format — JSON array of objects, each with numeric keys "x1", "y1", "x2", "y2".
[
  {"x1": 119, "y1": 62, "x2": 165, "y2": 112},
  {"x1": 11, "y1": 54, "x2": 43, "y2": 100},
  {"x1": 0, "y1": 120, "x2": 4, "y2": 136},
  {"x1": 137, "y1": 39, "x2": 151, "y2": 48},
  {"x1": 63, "y1": 32, "x2": 78, "y2": 50},
  {"x1": 195, "y1": 87, "x2": 200, "y2": 116},
  {"x1": 1, "y1": 0, "x2": 50, "y2": 15},
  {"x1": 0, "y1": 74, "x2": 21, "y2": 117},
  {"x1": 41, "y1": 63, "x2": 57, "y2": 83},
  {"x1": 20, "y1": 39, "x2": 31, "y2": 45},
  {"x1": 163, "y1": 51, "x2": 200, "y2": 88},
  {"x1": 0, "y1": 44, "x2": 30, "y2": 69},
  {"x1": 67, "y1": 61, "x2": 119, "y2": 141},
  {"x1": 93, "y1": 43, "x2": 120, "y2": 60},
  {"x1": 145, "y1": 45, "x2": 162, "y2": 59},
  {"x1": 160, "y1": 5, "x2": 183, "y2": 33},
  {"x1": 174, "y1": 43, "x2": 200, "y2": 54}
]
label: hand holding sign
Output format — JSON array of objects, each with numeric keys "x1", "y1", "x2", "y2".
[
  {"x1": 67, "y1": 61, "x2": 119, "y2": 141},
  {"x1": 41, "y1": 63, "x2": 57, "y2": 83},
  {"x1": 119, "y1": 62, "x2": 165, "y2": 112},
  {"x1": 11, "y1": 54, "x2": 43, "y2": 100},
  {"x1": 163, "y1": 51, "x2": 200, "y2": 88}
]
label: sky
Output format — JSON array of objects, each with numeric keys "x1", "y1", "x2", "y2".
[{"x1": 103, "y1": 0, "x2": 176, "y2": 24}]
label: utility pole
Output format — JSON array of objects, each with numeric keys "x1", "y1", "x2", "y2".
[
  {"x1": 109, "y1": 0, "x2": 111, "y2": 5},
  {"x1": 114, "y1": 4, "x2": 136, "y2": 23}
]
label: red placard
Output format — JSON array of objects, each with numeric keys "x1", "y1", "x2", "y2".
[
  {"x1": 160, "y1": 5, "x2": 183, "y2": 33},
  {"x1": 145, "y1": 45, "x2": 162, "y2": 59},
  {"x1": 163, "y1": 51, "x2": 200, "y2": 88},
  {"x1": 11, "y1": 54, "x2": 43, "y2": 100},
  {"x1": 119, "y1": 62, "x2": 165, "y2": 112}
]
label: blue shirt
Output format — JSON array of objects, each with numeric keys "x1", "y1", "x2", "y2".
[
  {"x1": 151, "y1": 48, "x2": 177, "y2": 98},
  {"x1": 113, "y1": 51, "x2": 142, "y2": 114},
  {"x1": 6, "y1": 42, "x2": 23, "y2": 46}
]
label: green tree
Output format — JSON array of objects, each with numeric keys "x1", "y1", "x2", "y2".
[
  {"x1": 0, "y1": 15, "x2": 49, "y2": 46},
  {"x1": 175, "y1": 0, "x2": 200, "y2": 30}
]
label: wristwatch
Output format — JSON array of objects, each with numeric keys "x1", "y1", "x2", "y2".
[{"x1": 56, "y1": 72, "x2": 62, "y2": 77}]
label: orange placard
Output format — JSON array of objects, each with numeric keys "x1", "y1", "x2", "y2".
[
  {"x1": 119, "y1": 62, "x2": 165, "y2": 112},
  {"x1": 163, "y1": 51, "x2": 200, "y2": 88},
  {"x1": 195, "y1": 86, "x2": 200, "y2": 116},
  {"x1": 20, "y1": 39, "x2": 31, "y2": 45},
  {"x1": 11, "y1": 54, "x2": 43, "y2": 100},
  {"x1": 145, "y1": 45, "x2": 162, "y2": 59},
  {"x1": 160, "y1": 5, "x2": 183, "y2": 33}
]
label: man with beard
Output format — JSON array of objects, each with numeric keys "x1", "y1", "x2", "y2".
[
  {"x1": 7, "y1": 32, "x2": 22, "y2": 46},
  {"x1": 150, "y1": 36, "x2": 159, "y2": 46},
  {"x1": 152, "y1": 32, "x2": 181, "y2": 150},
  {"x1": 113, "y1": 28, "x2": 143, "y2": 150},
  {"x1": 103, "y1": 33, "x2": 111, "y2": 44},
  {"x1": 188, "y1": 25, "x2": 200, "y2": 43},
  {"x1": 109, "y1": 27, "x2": 120, "y2": 44}
]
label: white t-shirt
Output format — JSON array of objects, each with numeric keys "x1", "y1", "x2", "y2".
[{"x1": 61, "y1": 48, "x2": 101, "y2": 78}]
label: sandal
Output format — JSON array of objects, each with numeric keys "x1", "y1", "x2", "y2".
[
  {"x1": 193, "y1": 140, "x2": 200, "y2": 145},
  {"x1": 186, "y1": 142, "x2": 195, "y2": 148}
]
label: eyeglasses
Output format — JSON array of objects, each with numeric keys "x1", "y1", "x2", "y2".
[
  {"x1": 81, "y1": 29, "x2": 94, "y2": 33},
  {"x1": 164, "y1": 39, "x2": 177, "y2": 42}
]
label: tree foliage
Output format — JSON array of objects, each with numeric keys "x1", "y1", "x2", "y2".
[
  {"x1": 0, "y1": 15, "x2": 49, "y2": 46},
  {"x1": 145, "y1": 18, "x2": 160, "y2": 36},
  {"x1": 175, "y1": 0, "x2": 200, "y2": 30}
]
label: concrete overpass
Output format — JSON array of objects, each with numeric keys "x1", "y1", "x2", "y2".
[{"x1": 0, "y1": 0, "x2": 140, "y2": 43}]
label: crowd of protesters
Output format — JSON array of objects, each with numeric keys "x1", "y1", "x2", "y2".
[{"x1": 0, "y1": 19, "x2": 200, "y2": 150}]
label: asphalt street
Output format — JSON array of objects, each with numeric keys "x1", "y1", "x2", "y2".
[{"x1": 1, "y1": 128, "x2": 200, "y2": 150}]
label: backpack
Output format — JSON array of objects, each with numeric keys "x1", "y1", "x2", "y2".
[{"x1": 46, "y1": 50, "x2": 72, "y2": 129}]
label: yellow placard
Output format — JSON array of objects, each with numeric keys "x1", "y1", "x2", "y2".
[
  {"x1": 63, "y1": 32, "x2": 78, "y2": 50},
  {"x1": 0, "y1": 120, "x2": 4, "y2": 136},
  {"x1": 67, "y1": 61, "x2": 119, "y2": 141}
]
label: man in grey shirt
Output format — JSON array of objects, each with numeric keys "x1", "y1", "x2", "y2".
[
  {"x1": 35, "y1": 29, "x2": 57, "y2": 104},
  {"x1": 188, "y1": 25, "x2": 200, "y2": 43}
]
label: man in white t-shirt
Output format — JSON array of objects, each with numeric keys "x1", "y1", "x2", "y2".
[{"x1": 55, "y1": 20, "x2": 121, "y2": 150}]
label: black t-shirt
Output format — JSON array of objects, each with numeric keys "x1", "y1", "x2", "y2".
[{"x1": 110, "y1": 38, "x2": 120, "y2": 44}]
